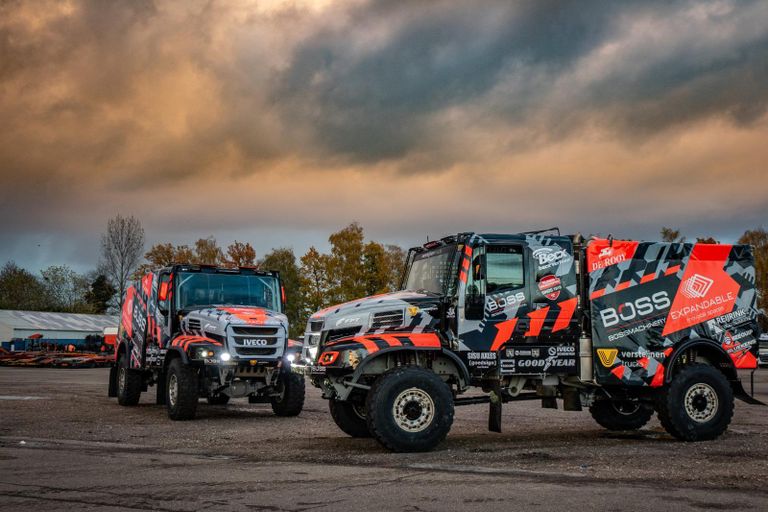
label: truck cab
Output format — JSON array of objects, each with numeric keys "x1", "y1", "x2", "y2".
[
  {"x1": 295, "y1": 231, "x2": 761, "y2": 451},
  {"x1": 109, "y1": 264, "x2": 304, "y2": 420}
]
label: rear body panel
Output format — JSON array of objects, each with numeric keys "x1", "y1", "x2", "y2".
[{"x1": 588, "y1": 239, "x2": 759, "y2": 387}]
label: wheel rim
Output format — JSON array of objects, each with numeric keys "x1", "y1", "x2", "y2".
[
  {"x1": 684, "y1": 383, "x2": 718, "y2": 423},
  {"x1": 611, "y1": 401, "x2": 641, "y2": 416},
  {"x1": 392, "y1": 387, "x2": 435, "y2": 433},
  {"x1": 168, "y1": 374, "x2": 178, "y2": 408},
  {"x1": 352, "y1": 403, "x2": 366, "y2": 420}
]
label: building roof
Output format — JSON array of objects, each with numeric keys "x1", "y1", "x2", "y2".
[{"x1": 0, "y1": 310, "x2": 119, "y2": 333}]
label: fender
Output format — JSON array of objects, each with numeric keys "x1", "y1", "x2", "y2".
[
  {"x1": 665, "y1": 338, "x2": 737, "y2": 383},
  {"x1": 163, "y1": 346, "x2": 190, "y2": 366},
  {"x1": 350, "y1": 346, "x2": 470, "y2": 390}
]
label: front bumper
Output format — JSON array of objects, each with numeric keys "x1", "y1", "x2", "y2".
[{"x1": 290, "y1": 361, "x2": 327, "y2": 377}]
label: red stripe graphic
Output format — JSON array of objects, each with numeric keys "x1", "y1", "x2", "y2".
[
  {"x1": 552, "y1": 297, "x2": 578, "y2": 333},
  {"x1": 491, "y1": 318, "x2": 517, "y2": 351},
  {"x1": 524, "y1": 307, "x2": 549, "y2": 337}
]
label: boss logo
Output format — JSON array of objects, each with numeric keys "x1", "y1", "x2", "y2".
[
  {"x1": 242, "y1": 338, "x2": 269, "y2": 347},
  {"x1": 599, "y1": 291, "x2": 670, "y2": 327},
  {"x1": 335, "y1": 317, "x2": 362, "y2": 327}
]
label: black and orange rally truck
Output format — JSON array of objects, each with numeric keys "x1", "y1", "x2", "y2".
[
  {"x1": 294, "y1": 230, "x2": 763, "y2": 451},
  {"x1": 108, "y1": 265, "x2": 304, "y2": 420}
]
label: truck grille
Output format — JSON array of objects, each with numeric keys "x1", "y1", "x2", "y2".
[
  {"x1": 325, "y1": 327, "x2": 360, "y2": 342},
  {"x1": 187, "y1": 318, "x2": 202, "y2": 331},
  {"x1": 228, "y1": 325, "x2": 284, "y2": 359},
  {"x1": 371, "y1": 310, "x2": 404, "y2": 329}
]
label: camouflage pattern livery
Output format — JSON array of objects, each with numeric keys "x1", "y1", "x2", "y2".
[{"x1": 588, "y1": 239, "x2": 759, "y2": 387}]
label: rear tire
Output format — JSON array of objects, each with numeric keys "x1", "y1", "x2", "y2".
[
  {"x1": 116, "y1": 352, "x2": 142, "y2": 406},
  {"x1": 166, "y1": 358, "x2": 199, "y2": 420},
  {"x1": 656, "y1": 363, "x2": 734, "y2": 441},
  {"x1": 366, "y1": 366, "x2": 454, "y2": 452},
  {"x1": 271, "y1": 372, "x2": 305, "y2": 417},
  {"x1": 207, "y1": 394, "x2": 230, "y2": 406},
  {"x1": 329, "y1": 399, "x2": 371, "y2": 438},
  {"x1": 590, "y1": 399, "x2": 653, "y2": 430}
]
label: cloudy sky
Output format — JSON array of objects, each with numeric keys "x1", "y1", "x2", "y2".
[{"x1": 1, "y1": 0, "x2": 767, "y2": 273}]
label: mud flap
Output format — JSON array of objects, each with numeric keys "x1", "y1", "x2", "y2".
[
  {"x1": 156, "y1": 370, "x2": 166, "y2": 405},
  {"x1": 488, "y1": 382, "x2": 502, "y2": 433},
  {"x1": 108, "y1": 365, "x2": 118, "y2": 397},
  {"x1": 732, "y1": 379, "x2": 766, "y2": 406}
]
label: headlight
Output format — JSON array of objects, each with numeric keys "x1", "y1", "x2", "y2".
[
  {"x1": 220, "y1": 352, "x2": 232, "y2": 362},
  {"x1": 308, "y1": 346, "x2": 318, "y2": 360},
  {"x1": 286, "y1": 353, "x2": 296, "y2": 363},
  {"x1": 195, "y1": 347, "x2": 215, "y2": 359}
]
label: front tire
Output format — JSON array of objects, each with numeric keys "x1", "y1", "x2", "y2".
[
  {"x1": 116, "y1": 352, "x2": 142, "y2": 406},
  {"x1": 166, "y1": 358, "x2": 199, "y2": 421},
  {"x1": 329, "y1": 399, "x2": 371, "y2": 438},
  {"x1": 366, "y1": 366, "x2": 454, "y2": 452},
  {"x1": 271, "y1": 372, "x2": 305, "y2": 417},
  {"x1": 590, "y1": 399, "x2": 653, "y2": 431},
  {"x1": 656, "y1": 363, "x2": 734, "y2": 441}
]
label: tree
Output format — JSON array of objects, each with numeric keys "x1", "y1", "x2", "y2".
[
  {"x1": 194, "y1": 237, "x2": 224, "y2": 265},
  {"x1": 660, "y1": 227, "x2": 685, "y2": 243},
  {"x1": 299, "y1": 247, "x2": 332, "y2": 324},
  {"x1": 739, "y1": 228, "x2": 768, "y2": 331},
  {"x1": 326, "y1": 223, "x2": 366, "y2": 303},
  {"x1": 101, "y1": 214, "x2": 145, "y2": 310},
  {"x1": 362, "y1": 241, "x2": 390, "y2": 296},
  {"x1": 227, "y1": 241, "x2": 256, "y2": 267},
  {"x1": 40, "y1": 265, "x2": 91, "y2": 312},
  {"x1": 696, "y1": 236, "x2": 719, "y2": 244},
  {"x1": 0, "y1": 262, "x2": 49, "y2": 311},
  {"x1": 384, "y1": 244, "x2": 407, "y2": 291},
  {"x1": 260, "y1": 248, "x2": 301, "y2": 337},
  {"x1": 85, "y1": 274, "x2": 116, "y2": 314}
]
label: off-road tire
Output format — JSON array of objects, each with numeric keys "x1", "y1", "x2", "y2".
[
  {"x1": 166, "y1": 358, "x2": 199, "y2": 421},
  {"x1": 329, "y1": 399, "x2": 371, "y2": 438},
  {"x1": 590, "y1": 399, "x2": 653, "y2": 430},
  {"x1": 366, "y1": 366, "x2": 454, "y2": 452},
  {"x1": 116, "y1": 352, "x2": 142, "y2": 406},
  {"x1": 271, "y1": 372, "x2": 305, "y2": 417},
  {"x1": 656, "y1": 363, "x2": 734, "y2": 441},
  {"x1": 207, "y1": 394, "x2": 230, "y2": 406}
]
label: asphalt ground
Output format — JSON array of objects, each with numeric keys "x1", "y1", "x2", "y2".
[{"x1": 1, "y1": 367, "x2": 767, "y2": 511}]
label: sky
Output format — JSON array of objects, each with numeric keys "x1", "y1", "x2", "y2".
[{"x1": 1, "y1": 0, "x2": 767, "y2": 273}]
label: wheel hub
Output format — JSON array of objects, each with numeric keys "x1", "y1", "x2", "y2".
[
  {"x1": 168, "y1": 374, "x2": 178, "y2": 407},
  {"x1": 392, "y1": 387, "x2": 435, "y2": 433},
  {"x1": 684, "y1": 383, "x2": 718, "y2": 423}
]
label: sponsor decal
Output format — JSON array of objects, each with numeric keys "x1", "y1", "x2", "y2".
[
  {"x1": 500, "y1": 345, "x2": 576, "y2": 374},
  {"x1": 587, "y1": 240, "x2": 639, "y2": 273},
  {"x1": 487, "y1": 291, "x2": 526, "y2": 315},
  {"x1": 537, "y1": 274, "x2": 562, "y2": 301},
  {"x1": 407, "y1": 306, "x2": 420, "y2": 316},
  {"x1": 714, "y1": 309, "x2": 749, "y2": 326},
  {"x1": 467, "y1": 351, "x2": 497, "y2": 369},
  {"x1": 662, "y1": 244, "x2": 738, "y2": 336},
  {"x1": 532, "y1": 247, "x2": 571, "y2": 270},
  {"x1": 599, "y1": 291, "x2": 671, "y2": 328},
  {"x1": 607, "y1": 317, "x2": 665, "y2": 342},
  {"x1": 597, "y1": 348, "x2": 618, "y2": 367},
  {"x1": 681, "y1": 274, "x2": 714, "y2": 299}
]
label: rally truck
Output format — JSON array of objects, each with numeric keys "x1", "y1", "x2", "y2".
[
  {"x1": 294, "y1": 230, "x2": 763, "y2": 452},
  {"x1": 108, "y1": 264, "x2": 305, "y2": 420}
]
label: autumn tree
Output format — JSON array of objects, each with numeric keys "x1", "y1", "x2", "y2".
[
  {"x1": 260, "y1": 248, "x2": 301, "y2": 337},
  {"x1": 660, "y1": 227, "x2": 685, "y2": 243},
  {"x1": 194, "y1": 237, "x2": 224, "y2": 265},
  {"x1": 739, "y1": 227, "x2": 768, "y2": 331},
  {"x1": 300, "y1": 247, "x2": 332, "y2": 323},
  {"x1": 326, "y1": 222, "x2": 367, "y2": 303},
  {"x1": 41, "y1": 265, "x2": 91, "y2": 312},
  {"x1": 227, "y1": 241, "x2": 256, "y2": 267},
  {"x1": 100, "y1": 214, "x2": 145, "y2": 310}
]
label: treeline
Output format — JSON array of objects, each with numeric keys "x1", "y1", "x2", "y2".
[
  {"x1": 0, "y1": 263, "x2": 115, "y2": 314},
  {"x1": 137, "y1": 223, "x2": 405, "y2": 337}
]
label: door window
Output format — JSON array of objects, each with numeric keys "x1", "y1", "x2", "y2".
[{"x1": 486, "y1": 245, "x2": 525, "y2": 293}]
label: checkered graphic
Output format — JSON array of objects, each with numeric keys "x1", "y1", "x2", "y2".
[{"x1": 681, "y1": 273, "x2": 714, "y2": 299}]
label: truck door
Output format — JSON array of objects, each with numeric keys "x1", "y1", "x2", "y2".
[
  {"x1": 525, "y1": 236, "x2": 580, "y2": 341},
  {"x1": 458, "y1": 241, "x2": 532, "y2": 353}
]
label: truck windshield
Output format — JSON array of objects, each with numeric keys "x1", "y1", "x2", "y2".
[
  {"x1": 175, "y1": 272, "x2": 281, "y2": 312},
  {"x1": 403, "y1": 245, "x2": 458, "y2": 296}
]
